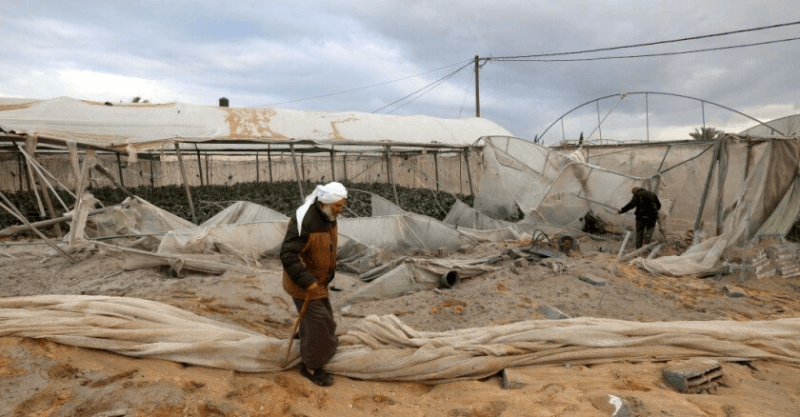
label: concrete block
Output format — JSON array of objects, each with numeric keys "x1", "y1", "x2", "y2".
[
  {"x1": 539, "y1": 304, "x2": 570, "y2": 320},
  {"x1": 579, "y1": 274, "x2": 607, "y2": 287},
  {"x1": 662, "y1": 358, "x2": 723, "y2": 393},
  {"x1": 437, "y1": 247, "x2": 452, "y2": 258}
]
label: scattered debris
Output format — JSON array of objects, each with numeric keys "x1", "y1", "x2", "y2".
[
  {"x1": 752, "y1": 250, "x2": 776, "y2": 279},
  {"x1": 538, "y1": 304, "x2": 570, "y2": 320},
  {"x1": 579, "y1": 274, "x2": 607, "y2": 287},
  {"x1": 619, "y1": 241, "x2": 660, "y2": 262},
  {"x1": 723, "y1": 285, "x2": 748, "y2": 298},
  {"x1": 589, "y1": 394, "x2": 634, "y2": 417},
  {"x1": 662, "y1": 358, "x2": 723, "y2": 394},
  {"x1": 557, "y1": 233, "x2": 580, "y2": 254}
]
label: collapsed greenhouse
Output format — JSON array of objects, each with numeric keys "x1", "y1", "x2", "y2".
[{"x1": 1, "y1": 96, "x2": 800, "y2": 387}]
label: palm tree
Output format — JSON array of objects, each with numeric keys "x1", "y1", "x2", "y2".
[{"x1": 689, "y1": 127, "x2": 724, "y2": 141}]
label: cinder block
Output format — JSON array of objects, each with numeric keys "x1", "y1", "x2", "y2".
[{"x1": 662, "y1": 359, "x2": 723, "y2": 394}]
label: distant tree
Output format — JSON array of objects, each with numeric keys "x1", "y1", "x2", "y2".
[
  {"x1": 689, "y1": 127, "x2": 724, "y2": 141},
  {"x1": 132, "y1": 96, "x2": 141, "y2": 103}
]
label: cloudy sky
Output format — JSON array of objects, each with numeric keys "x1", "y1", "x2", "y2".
[{"x1": 2, "y1": 1, "x2": 798, "y2": 144}]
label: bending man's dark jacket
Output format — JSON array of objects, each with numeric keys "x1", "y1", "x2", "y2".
[
  {"x1": 280, "y1": 199, "x2": 337, "y2": 300},
  {"x1": 620, "y1": 188, "x2": 661, "y2": 222}
]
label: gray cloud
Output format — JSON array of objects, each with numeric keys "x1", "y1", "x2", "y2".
[{"x1": 1, "y1": 0, "x2": 798, "y2": 142}]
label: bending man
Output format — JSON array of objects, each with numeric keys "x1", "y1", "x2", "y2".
[
  {"x1": 618, "y1": 186, "x2": 661, "y2": 249},
  {"x1": 280, "y1": 182, "x2": 347, "y2": 387}
]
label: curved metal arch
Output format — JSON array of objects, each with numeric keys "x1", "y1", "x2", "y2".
[{"x1": 538, "y1": 91, "x2": 786, "y2": 142}]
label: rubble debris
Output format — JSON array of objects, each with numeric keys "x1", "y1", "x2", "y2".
[
  {"x1": 557, "y1": 233, "x2": 580, "y2": 254},
  {"x1": 509, "y1": 258, "x2": 529, "y2": 275},
  {"x1": 579, "y1": 274, "x2": 607, "y2": 287},
  {"x1": 619, "y1": 241, "x2": 659, "y2": 262},
  {"x1": 662, "y1": 358, "x2": 723, "y2": 394},
  {"x1": 521, "y1": 246, "x2": 564, "y2": 259},
  {"x1": 538, "y1": 304, "x2": 570, "y2": 320},
  {"x1": 540, "y1": 257, "x2": 572, "y2": 273},
  {"x1": 766, "y1": 246, "x2": 800, "y2": 278},
  {"x1": 581, "y1": 211, "x2": 607, "y2": 234},
  {"x1": 752, "y1": 250, "x2": 776, "y2": 279},
  {"x1": 500, "y1": 367, "x2": 535, "y2": 389},
  {"x1": 589, "y1": 394, "x2": 634, "y2": 417},
  {"x1": 723, "y1": 285, "x2": 748, "y2": 298}
]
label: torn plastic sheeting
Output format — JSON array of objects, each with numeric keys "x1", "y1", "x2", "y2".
[
  {"x1": 200, "y1": 201, "x2": 288, "y2": 227},
  {"x1": 158, "y1": 220, "x2": 288, "y2": 260},
  {"x1": 344, "y1": 257, "x2": 499, "y2": 305},
  {"x1": 82, "y1": 197, "x2": 195, "y2": 238},
  {"x1": 370, "y1": 193, "x2": 407, "y2": 216},
  {"x1": 2, "y1": 295, "x2": 800, "y2": 383},
  {"x1": 339, "y1": 213, "x2": 473, "y2": 252}
]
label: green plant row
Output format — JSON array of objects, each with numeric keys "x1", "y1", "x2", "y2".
[{"x1": 0, "y1": 181, "x2": 475, "y2": 236}]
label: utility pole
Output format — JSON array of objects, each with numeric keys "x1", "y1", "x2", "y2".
[{"x1": 474, "y1": 55, "x2": 481, "y2": 117}]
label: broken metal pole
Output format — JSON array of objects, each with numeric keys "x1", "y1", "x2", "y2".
[
  {"x1": 0, "y1": 190, "x2": 75, "y2": 263},
  {"x1": 195, "y1": 145, "x2": 204, "y2": 186},
  {"x1": 434, "y1": 152, "x2": 440, "y2": 192},
  {"x1": 15, "y1": 146, "x2": 24, "y2": 191},
  {"x1": 342, "y1": 153, "x2": 348, "y2": 181},
  {"x1": 329, "y1": 148, "x2": 336, "y2": 182},
  {"x1": 693, "y1": 137, "x2": 723, "y2": 244},
  {"x1": 0, "y1": 206, "x2": 113, "y2": 236},
  {"x1": 116, "y1": 152, "x2": 125, "y2": 188},
  {"x1": 94, "y1": 165, "x2": 136, "y2": 200},
  {"x1": 619, "y1": 241, "x2": 660, "y2": 262},
  {"x1": 385, "y1": 145, "x2": 399, "y2": 204},
  {"x1": 463, "y1": 147, "x2": 475, "y2": 197},
  {"x1": 289, "y1": 144, "x2": 305, "y2": 202},
  {"x1": 174, "y1": 143, "x2": 198, "y2": 224},
  {"x1": 267, "y1": 145, "x2": 273, "y2": 183}
]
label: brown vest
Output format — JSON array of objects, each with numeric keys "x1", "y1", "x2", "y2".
[{"x1": 282, "y1": 222, "x2": 338, "y2": 300}]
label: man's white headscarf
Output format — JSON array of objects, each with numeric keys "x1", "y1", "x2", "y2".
[{"x1": 295, "y1": 182, "x2": 348, "y2": 234}]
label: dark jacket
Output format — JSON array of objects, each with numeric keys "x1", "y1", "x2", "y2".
[
  {"x1": 620, "y1": 188, "x2": 661, "y2": 221},
  {"x1": 280, "y1": 198, "x2": 338, "y2": 300}
]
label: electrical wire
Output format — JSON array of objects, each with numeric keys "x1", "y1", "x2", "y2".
[
  {"x1": 493, "y1": 20, "x2": 800, "y2": 59},
  {"x1": 371, "y1": 61, "x2": 473, "y2": 114},
  {"x1": 493, "y1": 36, "x2": 800, "y2": 62},
  {"x1": 458, "y1": 66, "x2": 475, "y2": 118},
  {"x1": 254, "y1": 59, "x2": 473, "y2": 107}
]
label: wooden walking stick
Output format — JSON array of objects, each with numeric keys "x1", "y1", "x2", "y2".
[{"x1": 284, "y1": 292, "x2": 311, "y2": 367}]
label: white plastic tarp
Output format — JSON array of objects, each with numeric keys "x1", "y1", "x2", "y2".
[
  {"x1": 342, "y1": 257, "x2": 499, "y2": 305},
  {"x1": 2, "y1": 295, "x2": 799, "y2": 383},
  {"x1": 77, "y1": 196, "x2": 195, "y2": 238},
  {"x1": 200, "y1": 201, "x2": 288, "y2": 227},
  {"x1": 0, "y1": 97, "x2": 514, "y2": 151}
]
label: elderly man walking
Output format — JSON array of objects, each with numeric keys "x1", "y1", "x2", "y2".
[
  {"x1": 618, "y1": 186, "x2": 661, "y2": 249},
  {"x1": 280, "y1": 182, "x2": 347, "y2": 387}
]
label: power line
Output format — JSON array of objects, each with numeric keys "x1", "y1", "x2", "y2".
[
  {"x1": 493, "y1": 20, "x2": 800, "y2": 59},
  {"x1": 371, "y1": 61, "x2": 473, "y2": 113},
  {"x1": 492, "y1": 36, "x2": 800, "y2": 62},
  {"x1": 253, "y1": 59, "x2": 473, "y2": 107}
]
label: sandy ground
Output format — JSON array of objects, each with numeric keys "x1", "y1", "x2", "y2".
[{"x1": 1, "y1": 233, "x2": 800, "y2": 416}]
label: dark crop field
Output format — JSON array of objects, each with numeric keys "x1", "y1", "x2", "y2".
[{"x1": 0, "y1": 181, "x2": 475, "y2": 236}]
